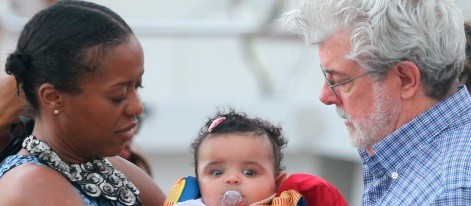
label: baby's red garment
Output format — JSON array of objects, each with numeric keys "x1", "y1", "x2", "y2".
[{"x1": 277, "y1": 174, "x2": 348, "y2": 206}]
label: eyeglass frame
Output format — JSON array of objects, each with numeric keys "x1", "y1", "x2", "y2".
[{"x1": 320, "y1": 66, "x2": 373, "y2": 98}]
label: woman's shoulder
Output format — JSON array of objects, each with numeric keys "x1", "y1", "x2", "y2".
[
  {"x1": 108, "y1": 156, "x2": 166, "y2": 206},
  {"x1": 0, "y1": 155, "x2": 85, "y2": 205}
]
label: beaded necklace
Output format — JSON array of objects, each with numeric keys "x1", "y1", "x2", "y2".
[{"x1": 22, "y1": 135, "x2": 141, "y2": 205}]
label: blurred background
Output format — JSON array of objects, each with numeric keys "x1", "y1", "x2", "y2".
[{"x1": 0, "y1": 0, "x2": 470, "y2": 205}]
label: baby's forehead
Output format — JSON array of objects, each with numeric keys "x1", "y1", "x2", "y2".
[
  {"x1": 196, "y1": 133, "x2": 279, "y2": 174},
  {"x1": 199, "y1": 133, "x2": 275, "y2": 157},
  {"x1": 204, "y1": 132, "x2": 273, "y2": 148}
]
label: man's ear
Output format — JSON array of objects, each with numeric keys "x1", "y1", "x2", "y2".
[
  {"x1": 37, "y1": 83, "x2": 62, "y2": 113},
  {"x1": 275, "y1": 172, "x2": 288, "y2": 190},
  {"x1": 392, "y1": 61, "x2": 421, "y2": 100}
]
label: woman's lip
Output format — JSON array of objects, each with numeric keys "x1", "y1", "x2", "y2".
[
  {"x1": 117, "y1": 128, "x2": 135, "y2": 141},
  {"x1": 116, "y1": 122, "x2": 137, "y2": 140},
  {"x1": 117, "y1": 122, "x2": 137, "y2": 133}
]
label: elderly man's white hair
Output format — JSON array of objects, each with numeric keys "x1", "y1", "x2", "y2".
[{"x1": 283, "y1": 0, "x2": 466, "y2": 99}]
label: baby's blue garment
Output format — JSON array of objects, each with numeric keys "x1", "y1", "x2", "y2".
[{"x1": 0, "y1": 155, "x2": 127, "y2": 205}]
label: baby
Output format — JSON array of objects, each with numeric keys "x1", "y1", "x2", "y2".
[
  {"x1": 167, "y1": 109, "x2": 348, "y2": 206},
  {"x1": 182, "y1": 110, "x2": 287, "y2": 206}
]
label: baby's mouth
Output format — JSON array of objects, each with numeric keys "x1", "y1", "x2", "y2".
[{"x1": 221, "y1": 190, "x2": 246, "y2": 206}]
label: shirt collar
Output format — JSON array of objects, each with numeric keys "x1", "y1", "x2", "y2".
[{"x1": 359, "y1": 86, "x2": 471, "y2": 175}]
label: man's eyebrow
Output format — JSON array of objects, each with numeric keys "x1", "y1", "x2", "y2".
[
  {"x1": 320, "y1": 65, "x2": 336, "y2": 74},
  {"x1": 320, "y1": 65, "x2": 346, "y2": 75}
]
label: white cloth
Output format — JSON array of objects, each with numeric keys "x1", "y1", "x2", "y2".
[{"x1": 174, "y1": 198, "x2": 207, "y2": 206}]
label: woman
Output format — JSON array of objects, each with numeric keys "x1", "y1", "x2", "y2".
[
  {"x1": 0, "y1": 74, "x2": 155, "y2": 177},
  {"x1": 0, "y1": 1, "x2": 165, "y2": 205}
]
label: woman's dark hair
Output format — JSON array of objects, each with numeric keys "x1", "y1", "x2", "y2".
[
  {"x1": 191, "y1": 109, "x2": 288, "y2": 176},
  {"x1": 5, "y1": 0, "x2": 134, "y2": 114},
  {"x1": 0, "y1": 0, "x2": 134, "y2": 162}
]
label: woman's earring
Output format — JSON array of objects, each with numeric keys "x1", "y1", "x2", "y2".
[{"x1": 54, "y1": 109, "x2": 59, "y2": 115}]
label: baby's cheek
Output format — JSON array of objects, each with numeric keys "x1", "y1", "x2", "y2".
[
  {"x1": 247, "y1": 183, "x2": 277, "y2": 204},
  {"x1": 200, "y1": 187, "x2": 217, "y2": 206},
  {"x1": 202, "y1": 195, "x2": 217, "y2": 206}
]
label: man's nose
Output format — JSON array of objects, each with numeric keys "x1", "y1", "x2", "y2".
[{"x1": 319, "y1": 83, "x2": 339, "y2": 105}]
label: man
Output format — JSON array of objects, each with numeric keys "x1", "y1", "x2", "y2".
[{"x1": 284, "y1": 0, "x2": 471, "y2": 205}]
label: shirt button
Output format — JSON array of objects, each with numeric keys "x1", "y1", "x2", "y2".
[{"x1": 391, "y1": 172, "x2": 399, "y2": 179}]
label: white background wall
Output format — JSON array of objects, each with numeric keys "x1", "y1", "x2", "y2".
[{"x1": 1, "y1": 0, "x2": 471, "y2": 205}]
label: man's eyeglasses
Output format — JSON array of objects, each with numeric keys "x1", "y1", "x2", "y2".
[{"x1": 320, "y1": 67, "x2": 372, "y2": 98}]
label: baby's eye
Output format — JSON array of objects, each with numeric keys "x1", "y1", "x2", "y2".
[
  {"x1": 242, "y1": 169, "x2": 256, "y2": 177},
  {"x1": 211, "y1": 170, "x2": 224, "y2": 176}
]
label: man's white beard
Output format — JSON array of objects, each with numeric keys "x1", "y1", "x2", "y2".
[{"x1": 337, "y1": 84, "x2": 399, "y2": 149}]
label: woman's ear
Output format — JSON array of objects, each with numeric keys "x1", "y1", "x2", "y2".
[
  {"x1": 275, "y1": 172, "x2": 288, "y2": 190},
  {"x1": 37, "y1": 83, "x2": 62, "y2": 113}
]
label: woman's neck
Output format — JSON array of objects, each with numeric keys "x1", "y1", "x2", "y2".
[{"x1": 31, "y1": 118, "x2": 89, "y2": 164}]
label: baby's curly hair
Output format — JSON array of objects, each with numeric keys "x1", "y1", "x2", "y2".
[{"x1": 191, "y1": 108, "x2": 288, "y2": 176}]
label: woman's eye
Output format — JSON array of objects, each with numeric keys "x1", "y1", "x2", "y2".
[
  {"x1": 135, "y1": 84, "x2": 144, "y2": 90},
  {"x1": 211, "y1": 170, "x2": 224, "y2": 176},
  {"x1": 242, "y1": 169, "x2": 256, "y2": 177},
  {"x1": 111, "y1": 96, "x2": 126, "y2": 104},
  {"x1": 135, "y1": 79, "x2": 144, "y2": 90}
]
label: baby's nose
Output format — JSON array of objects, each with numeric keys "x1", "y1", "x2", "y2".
[{"x1": 225, "y1": 175, "x2": 241, "y2": 185}]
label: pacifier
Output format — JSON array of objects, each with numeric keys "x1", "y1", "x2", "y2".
[{"x1": 221, "y1": 190, "x2": 246, "y2": 206}]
